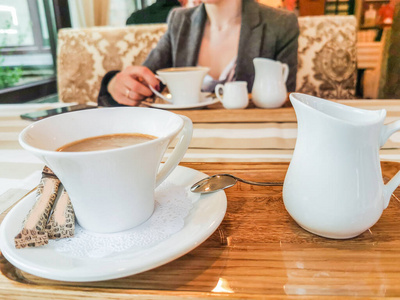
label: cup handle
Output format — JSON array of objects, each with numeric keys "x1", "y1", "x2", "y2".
[
  {"x1": 282, "y1": 63, "x2": 289, "y2": 83},
  {"x1": 215, "y1": 84, "x2": 224, "y2": 103},
  {"x1": 380, "y1": 120, "x2": 400, "y2": 208},
  {"x1": 155, "y1": 115, "x2": 193, "y2": 187},
  {"x1": 149, "y1": 75, "x2": 172, "y2": 103}
]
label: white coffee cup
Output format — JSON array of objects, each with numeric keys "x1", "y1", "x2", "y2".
[
  {"x1": 19, "y1": 107, "x2": 193, "y2": 233},
  {"x1": 150, "y1": 67, "x2": 209, "y2": 105},
  {"x1": 215, "y1": 81, "x2": 249, "y2": 109}
]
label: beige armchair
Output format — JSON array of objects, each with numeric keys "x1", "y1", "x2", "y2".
[
  {"x1": 57, "y1": 15, "x2": 357, "y2": 104},
  {"x1": 57, "y1": 24, "x2": 167, "y2": 104}
]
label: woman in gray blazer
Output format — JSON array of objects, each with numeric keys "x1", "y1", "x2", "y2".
[{"x1": 98, "y1": 0, "x2": 299, "y2": 107}]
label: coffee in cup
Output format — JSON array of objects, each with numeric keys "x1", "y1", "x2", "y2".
[{"x1": 56, "y1": 133, "x2": 157, "y2": 152}]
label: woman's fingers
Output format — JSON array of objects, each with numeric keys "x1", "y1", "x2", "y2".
[
  {"x1": 114, "y1": 88, "x2": 143, "y2": 106},
  {"x1": 125, "y1": 66, "x2": 160, "y2": 90},
  {"x1": 117, "y1": 72, "x2": 154, "y2": 99},
  {"x1": 107, "y1": 66, "x2": 160, "y2": 106},
  {"x1": 111, "y1": 80, "x2": 146, "y2": 106}
]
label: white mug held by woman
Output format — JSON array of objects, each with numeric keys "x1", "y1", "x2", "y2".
[{"x1": 149, "y1": 67, "x2": 210, "y2": 105}]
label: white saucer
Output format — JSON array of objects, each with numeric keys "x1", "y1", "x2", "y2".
[
  {"x1": 0, "y1": 166, "x2": 227, "y2": 282},
  {"x1": 146, "y1": 93, "x2": 220, "y2": 110}
]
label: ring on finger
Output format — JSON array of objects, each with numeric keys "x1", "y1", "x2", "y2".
[{"x1": 125, "y1": 88, "x2": 130, "y2": 98}]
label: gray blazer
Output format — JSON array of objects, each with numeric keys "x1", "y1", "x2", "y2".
[
  {"x1": 98, "y1": 0, "x2": 299, "y2": 106},
  {"x1": 143, "y1": 0, "x2": 299, "y2": 92}
]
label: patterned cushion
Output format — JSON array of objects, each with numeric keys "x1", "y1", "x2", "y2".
[
  {"x1": 57, "y1": 16, "x2": 357, "y2": 103},
  {"x1": 297, "y1": 15, "x2": 357, "y2": 99},
  {"x1": 57, "y1": 24, "x2": 167, "y2": 104}
]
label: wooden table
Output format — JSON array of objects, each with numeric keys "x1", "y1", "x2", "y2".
[
  {"x1": 1, "y1": 161, "x2": 400, "y2": 299},
  {"x1": 2, "y1": 100, "x2": 400, "y2": 298},
  {"x1": 167, "y1": 99, "x2": 400, "y2": 163},
  {"x1": 2, "y1": 99, "x2": 400, "y2": 212}
]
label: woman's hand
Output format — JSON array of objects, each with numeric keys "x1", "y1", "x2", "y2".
[{"x1": 107, "y1": 66, "x2": 160, "y2": 106}]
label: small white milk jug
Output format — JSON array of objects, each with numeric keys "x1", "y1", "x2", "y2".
[
  {"x1": 252, "y1": 58, "x2": 289, "y2": 108},
  {"x1": 283, "y1": 93, "x2": 400, "y2": 239}
]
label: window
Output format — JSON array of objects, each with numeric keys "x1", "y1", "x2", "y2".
[{"x1": 0, "y1": 0, "x2": 70, "y2": 103}]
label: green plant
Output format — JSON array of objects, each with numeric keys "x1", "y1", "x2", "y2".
[
  {"x1": 0, "y1": 56, "x2": 22, "y2": 89},
  {"x1": 0, "y1": 20, "x2": 23, "y2": 89}
]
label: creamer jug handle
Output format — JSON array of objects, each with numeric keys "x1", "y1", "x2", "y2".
[
  {"x1": 380, "y1": 120, "x2": 400, "y2": 208},
  {"x1": 155, "y1": 115, "x2": 192, "y2": 187},
  {"x1": 215, "y1": 84, "x2": 225, "y2": 103},
  {"x1": 282, "y1": 63, "x2": 289, "y2": 83}
]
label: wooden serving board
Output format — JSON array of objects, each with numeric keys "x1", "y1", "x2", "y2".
[
  {"x1": 1, "y1": 162, "x2": 400, "y2": 299},
  {"x1": 168, "y1": 100, "x2": 400, "y2": 123},
  {"x1": 170, "y1": 104, "x2": 297, "y2": 123}
]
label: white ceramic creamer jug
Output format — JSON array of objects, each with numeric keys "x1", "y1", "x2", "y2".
[
  {"x1": 252, "y1": 58, "x2": 289, "y2": 108},
  {"x1": 283, "y1": 93, "x2": 400, "y2": 239}
]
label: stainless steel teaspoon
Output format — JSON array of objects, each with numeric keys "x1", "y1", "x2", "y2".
[{"x1": 190, "y1": 174, "x2": 283, "y2": 194}]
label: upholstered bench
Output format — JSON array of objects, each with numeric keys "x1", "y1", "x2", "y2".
[
  {"x1": 57, "y1": 15, "x2": 357, "y2": 103},
  {"x1": 296, "y1": 15, "x2": 357, "y2": 99},
  {"x1": 57, "y1": 24, "x2": 167, "y2": 104}
]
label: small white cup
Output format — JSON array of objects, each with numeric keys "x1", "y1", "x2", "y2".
[
  {"x1": 19, "y1": 107, "x2": 193, "y2": 233},
  {"x1": 215, "y1": 81, "x2": 249, "y2": 109},
  {"x1": 150, "y1": 67, "x2": 209, "y2": 105}
]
